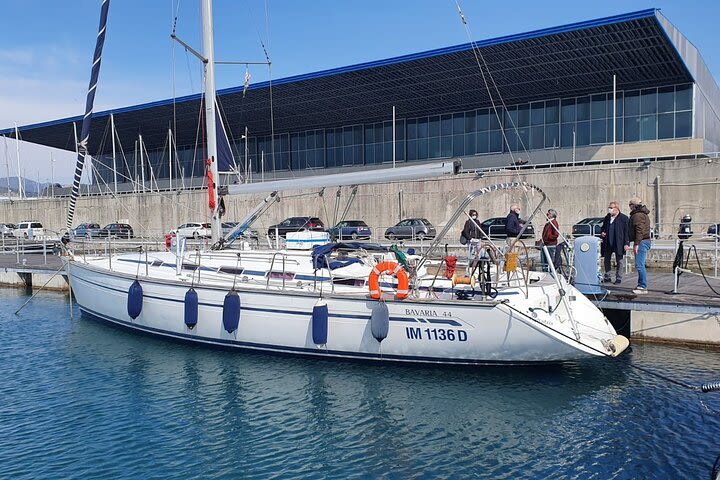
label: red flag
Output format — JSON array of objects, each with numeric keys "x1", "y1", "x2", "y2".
[
  {"x1": 206, "y1": 158, "x2": 216, "y2": 211},
  {"x1": 243, "y1": 68, "x2": 250, "y2": 97}
]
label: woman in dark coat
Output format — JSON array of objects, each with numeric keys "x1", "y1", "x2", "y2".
[{"x1": 461, "y1": 209, "x2": 482, "y2": 244}]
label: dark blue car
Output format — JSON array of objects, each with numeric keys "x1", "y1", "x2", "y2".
[{"x1": 327, "y1": 220, "x2": 372, "y2": 240}]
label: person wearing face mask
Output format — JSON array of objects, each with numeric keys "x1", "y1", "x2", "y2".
[
  {"x1": 460, "y1": 209, "x2": 482, "y2": 245},
  {"x1": 600, "y1": 201, "x2": 630, "y2": 284},
  {"x1": 505, "y1": 203, "x2": 524, "y2": 240},
  {"x1": 461, "y1": 209, "x2": 490, "y2": 274},
  {"x1": 628, "y1": 197, "x2": 652, "y2": 294}
]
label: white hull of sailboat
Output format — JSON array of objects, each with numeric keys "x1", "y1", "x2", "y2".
[{"x1": 68, "y1": 259, "x2": 611, "y2": 364}]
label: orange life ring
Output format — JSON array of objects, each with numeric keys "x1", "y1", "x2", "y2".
[{"x1": 368, "y1": 261, "x2": 409, "y2": 300}]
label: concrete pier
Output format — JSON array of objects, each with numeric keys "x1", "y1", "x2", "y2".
[
  {"x1": 598, "y1": 272, "x2": 720, "y2": 346},
  {"x1": 0, "y1": 255, "x2": 68, "y2": 291}
]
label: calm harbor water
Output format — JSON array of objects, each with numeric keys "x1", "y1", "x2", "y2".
[{"x1": 1, "y1": 288, "x2": 719, "y2": 479}]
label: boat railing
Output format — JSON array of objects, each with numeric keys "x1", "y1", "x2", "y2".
[
  {"x1": 265, "y1": 251, "x2": 305, "y2": 291},
  {"x1": 266, "y1": 252, "x2": 279, "y2": 290},
  {"x1": 541, "y1": 244, "x2": 580, "y2": 340},
  {"x1": 0, "y1": 235, "x2": 59, "y2": 266},
  {"x1": 415, "y1": 182, "x2": 547, "y2": 275},
  {"x1": 424, "y1": 257, "x2": 447, "y2": 298},
  {"x1": 413, "y1": 183, "x2": 547, "y2": 299}
]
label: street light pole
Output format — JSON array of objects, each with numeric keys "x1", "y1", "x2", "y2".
[
  {"x1": 50, "y1": 153, "x2": 55, "y2": 198},
  {"x1": 242, "y1": 126, "x2": 249, "y2": 182},
  {"x1": 613, "y1": 74, "x2": 617, "y2": 163}
]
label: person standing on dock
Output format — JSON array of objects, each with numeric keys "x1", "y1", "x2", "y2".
[
  {"x1": 628, "y1": 197, "x2": 652, "y2": 294},
  {"x1": 600, "y1": 201, "x2": 629, "y2": 284}
]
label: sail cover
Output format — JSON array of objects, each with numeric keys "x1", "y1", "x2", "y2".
[
  {"x1": 215, "y1": 107, "x2": 235, "y2": 173},
  {"x1": 66, "y1": 0, "x2": 110, "y2": 230}
]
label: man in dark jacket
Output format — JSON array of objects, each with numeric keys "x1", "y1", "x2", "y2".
[
  {"x1": 505, "y1": 204, "x2": 524, "y2": 239},
  {"x1": 628, "y1": 197, "x2": 652, "y2": 294},
  {"x1": 600, "y1": 201, "x2": 629, "y2": 284}
]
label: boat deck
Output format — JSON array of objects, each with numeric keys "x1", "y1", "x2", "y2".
[{"x1": 0, "y1": 253, "x2": 718, "y2": 314}]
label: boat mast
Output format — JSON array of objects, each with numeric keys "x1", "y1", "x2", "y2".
[
  {"x1": 3, "y1": 136, "x2": 10, "y2": 197},
  {"x1": 168, "y1": 128, "x2": 173, "y2": 191},
  {"x1": 66, "y1": 0, "x2": 111, "y2": 230},
  {"x1": 14, "y1": 123, "x2": 23, "y2": 199},
  {"x1": 201, "y1": 0, "x2": 221, "y2": 243},
  {"x1": 111, "y1": 113, "x2": 117, "y2": 193}
]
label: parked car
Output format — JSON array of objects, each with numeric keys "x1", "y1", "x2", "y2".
[
  {"x1": 384, "y1": 218, "x2": 436, "y2": 241},
  {"x1": 13, "y1": 221, "x2": 45, "y2": 239},
  {"x1": 103, "y1": 223, "x2": 134, "y2": 239},
  {"x1": 479, "y1": 217, "x2": 535, "y2": 239},
  {"x1": 176, "y1": 222, "x2": 211, "y2": 239},
  {"x1": 572, "y1": 217, "x2": 604, "y2": 237},
  {"x1": 267, "y1": 217, "x2": 325, "y2": 239},
  {"x1": 327, "y1": 220, "x2": 372, "y2": 240},
  {"x1": 221, "y1": 222, "x2": 259, "y2": 241},
  {"x1": 0, "y1": 223, "x2": 16, "y2": 237},
  {"x1": 72, "y1": 223, "x2": 108, "y2": 238},
  {"x1": 221, "y1": 222, "x2": 238, "y2": 236}
]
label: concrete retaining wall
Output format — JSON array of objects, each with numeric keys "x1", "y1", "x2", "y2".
[
  {"x1": 1, "y1": 157, "x2": 718, "y2": 242},
  {"x1": 0, "y1": 270, "x2": 68, "y2": 291},
  {"x1": 632, "y1": 311, "x2": 720, "y2": 345}
]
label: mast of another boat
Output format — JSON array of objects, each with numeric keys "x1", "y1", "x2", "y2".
[
  {"x1": 3, "y1": 135, "x2": 10, "y2": 197},
  {"x1": 111, "y1": 113, "x2": 117, "y2": 194},
  {"x1": 201, "y1": 0, "x2": 221, "y2": 243},
  {"x1": 14, "y1": 123, "x2": 23, "y2": 199}
]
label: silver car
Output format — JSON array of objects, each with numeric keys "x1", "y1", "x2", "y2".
[
  {"x1": 384, "y1": 218, "x2": 436, "y2": 241},
  {"x1": 0, "y1": 223, "x2": 16, "y2": 237}
]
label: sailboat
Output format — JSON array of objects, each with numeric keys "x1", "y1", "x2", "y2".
[{"x1": 65, "y1": 0, "x2": 629, "y2": 365}]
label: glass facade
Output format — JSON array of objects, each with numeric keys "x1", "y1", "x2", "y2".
[{"x1": 93, "y1": 83, "x2": 694, "y2": 185}]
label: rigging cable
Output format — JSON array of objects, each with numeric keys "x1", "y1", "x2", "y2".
[
  {"x1": 452, "y1": 2, "x2": 534, "y2": 174},
  {"x1": 452, "y1": 0, "x2": 537, "y2": 240},
  {"x1": 685, "y1": 244, "x2": 720, "y2": 296},
  {"x1": 263, "y1": 0, "x2": 276, "y2": 177},
  {"x1": 170, "y1": 0, "x2": 184, "y2": 185}
]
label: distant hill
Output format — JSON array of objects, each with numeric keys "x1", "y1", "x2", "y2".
[{"x1": 0, "y1": 177, "x2": 56, "y2": 197}]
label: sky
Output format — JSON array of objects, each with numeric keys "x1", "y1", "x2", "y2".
[{"x1": 1, "y1": 0, "x2": 719, "y2": 184}]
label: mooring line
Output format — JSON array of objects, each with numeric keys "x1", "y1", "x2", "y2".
[{"x1": 14, "y1": 263, "x2": 67, "y2": 315}]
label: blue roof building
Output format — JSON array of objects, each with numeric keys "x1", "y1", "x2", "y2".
[{"x1": 2, "y1": 8, "x2": 719, "y2": 188}]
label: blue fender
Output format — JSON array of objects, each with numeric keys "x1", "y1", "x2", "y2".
[
  {"x1": 127, "y1": 280, "x2": 143, "y2": 319},
  {"x1": 223, "y1": 291, "x2": 241, "y2": 333},
  {"x1": 370, "y1": 301, "x2": 389, "y2": 342},
  {"x1": 312, "y1": 300, "x2": 328, "y2": 345},
  {"x1": 184, "y1": 288, "x2": 198, "y2": 329}
]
